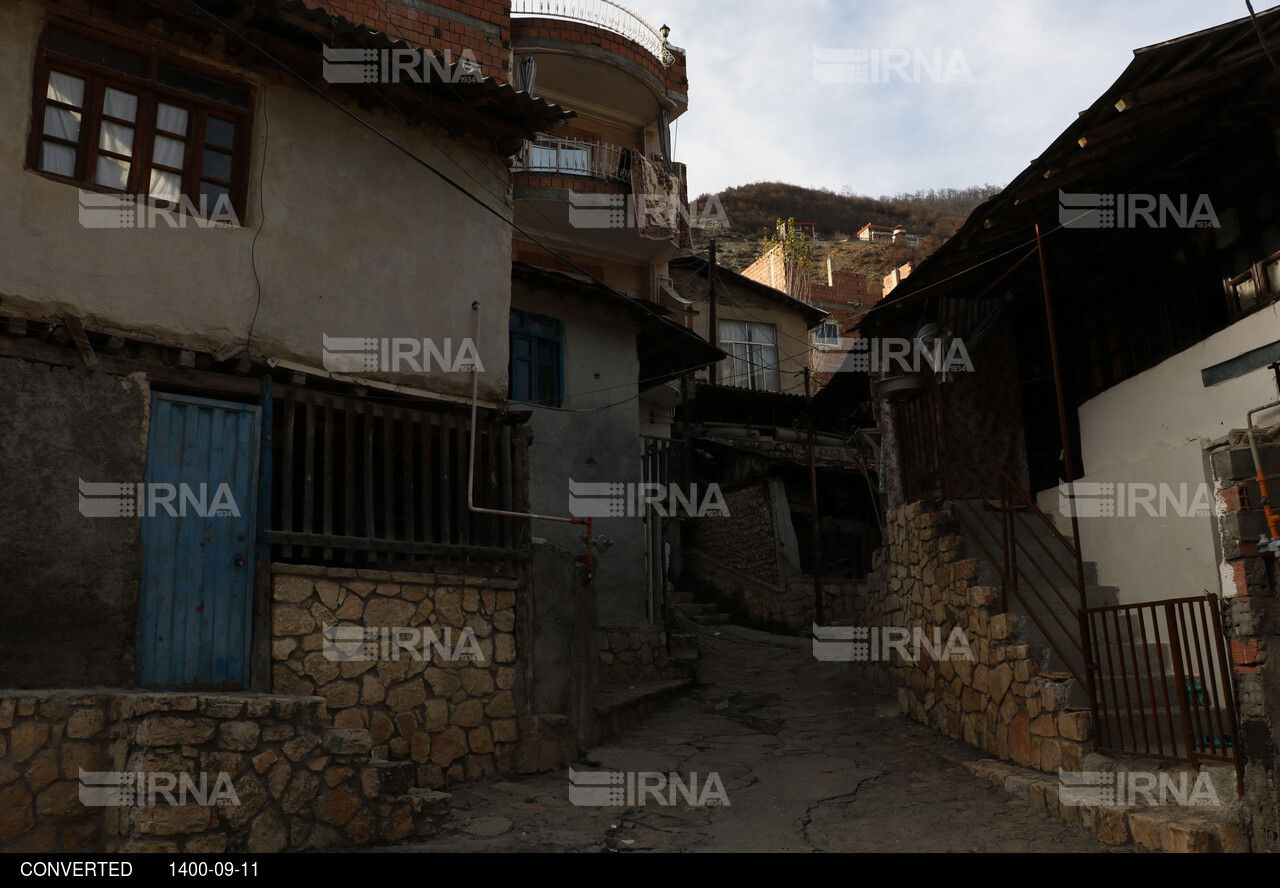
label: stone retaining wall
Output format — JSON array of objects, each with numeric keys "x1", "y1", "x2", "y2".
[
  {"x1": 686, "y1": 480, "x2": 784, "y2": 589},
  {"x1": 597, "y1": 627, "x2": 687, "y2": 684},
  {"x1": 0, "y1": 691, "x2": 448, "y2": 853},
  {"x1": 849, "y1": 503, "x2": 1093, "y2": 773},
  {"x1": 271, "y1": 565, "x2": 524, "y2": 789}
]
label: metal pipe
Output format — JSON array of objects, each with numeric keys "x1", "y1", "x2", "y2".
[
  {"x1": 464, "y1": 303, "x2": 596, "y2": 570},
  {"x1": 1246, "y1": 399, "x2": 1280, "y2": 551}
]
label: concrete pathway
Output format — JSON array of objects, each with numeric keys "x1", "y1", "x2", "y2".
[{"x1": 394, "y1": 624, "x2": 1123, "y2": 852}]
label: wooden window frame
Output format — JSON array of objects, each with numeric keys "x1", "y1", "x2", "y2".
[
  {"x1": 508, "y1": 310, "x2": 565, "y2": 408},
  {"x1": 26, "y1": 19, "x2": 253, "y2": 223}
]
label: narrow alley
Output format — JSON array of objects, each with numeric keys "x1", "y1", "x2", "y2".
[{"x1": 399, "y1": 626, "x2": 1119, "y2": 853}]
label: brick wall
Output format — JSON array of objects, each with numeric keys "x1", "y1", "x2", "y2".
[
  {"x1": 1208, "y1": 433, "x2": 1280, "y2": 850},
  {"x1": 332, "y1": 0, "x2": 511, "y2": 81},
  {"x1": 511, "y1": 17, "x2": 687, "y2": 95}
]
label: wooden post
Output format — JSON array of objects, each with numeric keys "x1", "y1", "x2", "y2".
[
  {"x1": 708, "y1": 239, "x2": 718, "y2": 385},
  {"x1": 806, "y1": 367, "x2": 823, "y2": 624}
]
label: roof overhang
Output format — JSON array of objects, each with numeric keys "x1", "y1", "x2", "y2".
[
  {"x1": 512, "y1": 262, "x2": 725, "y2": 390},
  {"x1": 860, "y1": 4, "x2": 1280, "y2": 335},
  {"x1": 93, "y1": 0, "x2": 574, "y2": 155}
]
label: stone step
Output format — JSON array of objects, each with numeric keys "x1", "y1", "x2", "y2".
[
  {"x1": 594, "y1": 679, "x2": 694, "y2": 746},
  {"x1": 690, "y1": 613, "x2": 732, "y2": 626},
  {"x1": 674, "y1": 602, "x2": 718, "y2": 616},
  {"x1": 396, "y1": 788, "x2": 452, "y2": 840},
  {"x1": 964, "y1": 758, "x2": 1247, "y2": 851},
  {"x1": 669, "y1": 647, "x2": 700, "y2": 662}
]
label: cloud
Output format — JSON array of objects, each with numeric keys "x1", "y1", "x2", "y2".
[{"x1": 632, "y1": 0, "x2": 1256, "y2": 198}]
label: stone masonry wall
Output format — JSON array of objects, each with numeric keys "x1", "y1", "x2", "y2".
[
  {"x1": 597, "y1": 627, "x2": 687, "y2": 684},
  {"x1": 0, "y1": 691, "x2": 448, "y2": 852},
  {"x1": 685, "y1": 480, "x2": 781, "y2": 588},
  {"x1": 849, "y1": 503, "x2": 1093, "y2": 773},
  {"x1": 271, "y1": 565, "x2": 529, "y2": 789}
]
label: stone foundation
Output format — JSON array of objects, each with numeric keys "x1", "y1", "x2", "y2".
[
  {"x1": 850, "y1": 503, "x2": 1094, "y2": 773},
  {"x1": 0, "y1": 691, "x2": 449, "y2": 853},
  {"x1": 271, "y1": 565, "x2": 532, "y2": 789},
  {"x1": 597, "y1": 627, "x2": 688, "y2": 684}
]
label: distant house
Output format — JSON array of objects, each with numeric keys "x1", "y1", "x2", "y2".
[
  {"x1": 892, "y1": 225, "x2": 920, "y2": 247},
  {"x1": 857, "y1": 223, "x2": 918, "y2": 246},
  {"x1": 857, "y1": 223, "x2": 895, "y2": 243}
]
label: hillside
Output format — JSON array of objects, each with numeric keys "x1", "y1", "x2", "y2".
[{"x1": 690, "y1": 181, "x2": 1002, "y2": 284}]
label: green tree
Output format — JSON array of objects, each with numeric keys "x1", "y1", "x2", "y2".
[{"x1": 764, "y1": 217, "x2": 815, "y2": 280}]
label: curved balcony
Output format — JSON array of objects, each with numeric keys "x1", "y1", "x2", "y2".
[{"x1": 512, "y1": 0, "x2": 674, "y2": 67}]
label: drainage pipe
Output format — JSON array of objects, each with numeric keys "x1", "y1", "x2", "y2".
[{"x1": 1246, "y1": 400, "x2": 1280, "y2": 553}]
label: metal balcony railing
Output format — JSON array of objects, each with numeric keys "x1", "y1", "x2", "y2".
[
  {"x1": 512, "y1": 0, "x2": 676, "y2": 67},
  {"x1": 510, "y1": 135, "x2": 631, "y2": 183}
]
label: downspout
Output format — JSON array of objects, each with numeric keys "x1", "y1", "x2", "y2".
[
  {"x1": 465, "y1": 302, "x2": 600, "y2": 573},
  {"x1": 1246, "y1": 400, "x2": 1280, "y2": 557}
]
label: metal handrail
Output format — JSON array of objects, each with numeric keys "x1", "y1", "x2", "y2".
[
  {"x1": 510, "y1": 135, "x2": 631, "y2": 183},
  {"x1": 512, "y1": 0, "x2": 676, "y2": 66}
]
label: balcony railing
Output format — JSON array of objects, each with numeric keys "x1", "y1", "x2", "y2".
[
  {"x1": 512, "y1": 0, "x2": 676, "y2": 67},
  {"x1": 511, "y1": 135, "x2": 631, "y2": 183}
]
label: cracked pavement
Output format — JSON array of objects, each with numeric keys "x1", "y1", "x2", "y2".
[{"x1": 394, "y1": 624, "x2": 1123, "y2": 852}]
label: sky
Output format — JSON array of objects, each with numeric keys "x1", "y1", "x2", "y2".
[{"x1": 625, "y1": 0, "x2": 1267, "y2": 199}]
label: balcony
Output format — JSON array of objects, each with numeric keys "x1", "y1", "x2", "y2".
[
  {"x1": 510, "y1": 135, "x2": 631, "y2": 184},
  {"x1": 511, "y1": 0, "x2": 675, "y2": 68},
  {"x1": 510, "y1": 139, "x2": 689, "y2": 265}
]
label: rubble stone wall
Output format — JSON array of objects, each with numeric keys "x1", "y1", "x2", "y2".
[
  {"x1": 685, "y1": 480, "x2": 782, "y2": 588},
  {"x1": 270, "y1": 565, "x2": 531, "y2": 789},
  {"x1": 597, "y1": 626, "x2": 687, "y2": 684},
  {"x1": 0, "y1": 691, "x2": 448, "y2": 853},
  {"x1": 849, "y1": 504, "x2": 1093, "y2": 773}
]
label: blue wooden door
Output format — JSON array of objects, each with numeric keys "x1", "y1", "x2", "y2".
[{"x1": 136, "y1": 393, "x2": 261, "y2": 689}]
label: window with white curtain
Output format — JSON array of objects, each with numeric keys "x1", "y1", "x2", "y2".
[
  {"x1": 31, "y1": 25, "x2": 250, "y2": 219},
  {"x1": 718, "y1": 320, "x2": 780, "y2": 392},
  {"x1": 813, "y1": 321, "x2": 840, "y2": 347}
]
